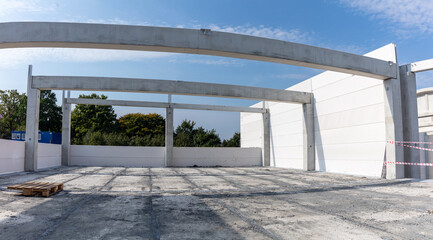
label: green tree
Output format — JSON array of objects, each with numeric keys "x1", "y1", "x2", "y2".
[
  {"x1": 39, "y1": 90, "x2": 62, "y2": 132},
  {"x1": 118, "y1": 113, "x2": 165, "y2": 138},
  {"x1": 174, "y1": 120, "x2": 195, "y2": 147},
  {"x1": 174, "y1": 120, "x2": 222, "y2": 147},
  {"x1": 129, "y1": 134, "x2": 165, "y2": 146},
  {"x1": 71, "y1": 94, "x2": 117, "y2": 144},
  {"x1": 193, "y1": 127, "x2": 221, "y2": 147},
  {"x1": 222, "y1": 132, "x2": 240, "y2": 147},
  {"x1": 0, "y1": 90, "x2": 27, "y2": 138}
]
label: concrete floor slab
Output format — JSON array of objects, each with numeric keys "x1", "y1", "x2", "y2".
[{"x1": 0, "y1": 166, "x2": 432, "y2": 239}]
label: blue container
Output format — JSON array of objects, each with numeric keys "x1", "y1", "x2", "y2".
[{"x1": 11, "y1": 131, "x2": 61, "y2": 144}]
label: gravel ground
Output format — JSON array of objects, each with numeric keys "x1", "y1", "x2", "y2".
[{"x1": 0, "y1": 166, "x2": 432, "y2": 240}]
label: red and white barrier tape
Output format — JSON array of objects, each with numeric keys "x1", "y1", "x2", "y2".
[
  {"x1": 387, "y1": 140, "x2": 433, "y2": 144},
  {"x1": 383, "y1": 161, "x2": 433, "y2": 166},
  {"x1": 387, "y1": 141, "x2": 433, "y2": 152},
  {"x1": 386, "y1": 141, "x2": 433, "y2": 166}
]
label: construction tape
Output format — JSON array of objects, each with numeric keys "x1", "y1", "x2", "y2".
[
  {"x1": 386, "y1": 141, "x2": 433, "y2": 166},
  {"x1": 387, "y1": 140, "x2": 433, "y2": 144},
  {"x1": 383, "y1": 161, "x2": 433, "y2": 166},
  {"x1": 387, "y1": 141, "x2": 433, "y2": 152}
]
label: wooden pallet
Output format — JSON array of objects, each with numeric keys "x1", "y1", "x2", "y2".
[{"x1": 7, "y1": 182, "x2": 63, "y2": 197}]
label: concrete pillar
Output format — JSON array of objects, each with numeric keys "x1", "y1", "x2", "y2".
[
  {"x1": 302, "y1": 96, "x2": 315, "y2": 171},
  {"x1": 61, "y1": 91, "x2": 72, "y2": 166},
  {"x1": 262, "y1": 110, "x2": 270, "y2": 167},
  {"x1": 165, "y1": 95, "x2": 174, "y2": 167},
  {"x1": 419, "y1": 132, "x2": 427, "y2": 179},
  {"x1": 384, "y1": 76, "x2": 405, "y2": 179},
  {"x1": 399, "y1": 65, "x2": 420, "y2": 178},
  {"x1": 24, "y1": 65, "x2": 40, "y2": 171}
]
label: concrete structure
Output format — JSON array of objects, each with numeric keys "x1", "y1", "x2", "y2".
[
  {"x1": 33, "y1": 76, "x2": 312, "y2": 103},
  {"x1": 70, "y1": 146, "x2": 261, "y2": 167},
  {"x1": 64, "y1": 97, "x2": 268, "y2": 168},
  {"x1": 0, "y1": 139, "x2": 60, "y2": 175},
  {"x1": 417, "y1": 87, "x2": 433, "y2": 132},
  {"x1": 242, "y1": 44, "x2": 406, "y2": 178},
  {"x1": 0, "y1": 21, "x2": 425, "y2": 178},
  {"x1": 27, "y1": 73, "x2": 312, "y2": 172},
  {"x1": 1, "y1": 166, "x2": 433, "y2": 239},
  {"x1": 416, "y1": 87, "x2": 433, "y2": 179},
  {"x1": 0, "y1": 22, "x2": 396, "y2": 79}
]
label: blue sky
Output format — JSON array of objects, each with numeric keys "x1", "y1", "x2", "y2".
[{"x1": 0, "y1": 0, "x2": 433, "y2": 139}]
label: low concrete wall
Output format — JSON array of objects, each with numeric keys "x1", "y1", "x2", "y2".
[
  {"x1": 70, "y1": 145, "x2": 262, "y2": 167},
  {"x1": 38, "y1": 143, "x2": 61, "y2": 169},
  {"x1": 173, "y1": 147, "x2": 262, "y2": 167},
  {"x1": 71, "y1": 145, "x2": 165, "y2": 167},
  {"x1": 0, "y1": 139, "x2": 25, "y2": 175},
  {"x1": 0, "y1": 140, "x2": 61, "y2": 175}
]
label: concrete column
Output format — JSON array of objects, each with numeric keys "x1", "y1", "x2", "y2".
[
  {"x1": 24, "y1": 65, "x2": 40, "y2": 171},
  {"x1": 262, "y1": 110, "x2": 270, "y2": 167},
  {"x1": 384, "y1": 77, "x2": 405, "y2": 179},
  {"x1": 419, "y1": 132, "x2": 427, "y2": 179},
  {"x1": 165, "y1": 103, "x2": 174, "y2": 167},
  {"x1": 399, "y1": 65, "x2": 420, "y2": 178},
  {"x1": 61, "y1": 91, "x2": 72, "y2": 166},
  {"x1": 302, "y1": 96, "x2": 315, "y2": 171}
]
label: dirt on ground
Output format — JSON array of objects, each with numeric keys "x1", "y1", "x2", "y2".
[{"x1": 0, "y1": 166, "x2": 432, "y2": 240}]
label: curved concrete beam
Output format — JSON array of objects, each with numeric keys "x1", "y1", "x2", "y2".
[{"x1": 0, "y1": 22, "x2": 396, "y2": 79}]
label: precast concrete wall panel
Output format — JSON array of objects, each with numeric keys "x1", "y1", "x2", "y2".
[
  {"x1": 37, "y1": 143, "x2": 61, "y2": 169},
  {"x1": 0, "y1": 139, "x2": 24, "y2": 175},
  {"x1": 71, "y1": 145, "x2": 165, "y2": 167},
  {"x1": 172, "y1": 147, "x2": 262, "y2": 167},
  {"x1": 241, "y1": 44, "x2": 395, "y2": 177},
  {"x1": 313, "y1": 45, "x2": 392, "y2": 177},
  {"x1": 241, "y1": 80, "x2": 311, "y2": 169},
  {"x1": 240, "y1": 113, "x2": 263, "y2": 148},
  {"x1": 70, "y1": 145, "x2": 261, "y2": 167}
]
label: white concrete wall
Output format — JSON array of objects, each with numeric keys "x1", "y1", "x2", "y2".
[
  {"x1": 71, "y1": 145, "x2": 165, "y2": 167},
  {"x1": 418, "y1": 132, "x2": 433, "y2": 179},
  {"x1": 71, "y1": 145, "x2": 261, "y2": 167},
  {"x1": 417, "y1": 91, "x2": 433, "y2": 132},
  {"x1": 172, "y1": 147, "x2": 262, "y2": 167},
  {"x1": 38, "y1": 143, "x2": 61, "y2": 169},
  {"x1": 0, "y1": 140, "x2": 62, "y2": 175},
  {"x1": 242, "y1": 44, "x2": 395, "y2": 177},
  {"x1": 0, "y1": 139, "x2": 25, "y2": 175}
]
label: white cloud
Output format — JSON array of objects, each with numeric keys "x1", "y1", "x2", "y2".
[
  {"x1": 205, "y1": 24, "x2": 310, "y2": 43},
  {"x1": 273, "y1": 73, "x2": 308, "y2": 80},
  {"x1": 0, "y1": 0, "x2": 53, "y2": 16},
  {"x1": 0, "y1": 48, "x2": 174, "y2": 68},
  {"x1": 342, "y1": 0, "x2": 433, "y2": 35},
  {"x1": 169, "y1": 56, "x2": 243, "y2": 66}
]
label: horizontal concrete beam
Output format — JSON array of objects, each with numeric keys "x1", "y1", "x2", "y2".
[
  {"x1": 0, "y1": 22, "x2": 396, "y2": 79},
  {"x1": 417, "y1": 87, "x2": 433, "y2": 96},
  {"x1": 33, "y1": 76, "x2": 312, "y2": 104},
  {"x1": 418, "y1": 112, "x2": 433, "y2": 118},
  {"x1": 66, "y1": 98, "x2": 266, "y2": 113},
  {"x1": 410, "y1": 59, "x2": 433, "y2": 73}
]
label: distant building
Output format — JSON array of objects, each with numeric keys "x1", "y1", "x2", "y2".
[{"x1": 11, "y1": 131, "x2": 62, "y2": 144}]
